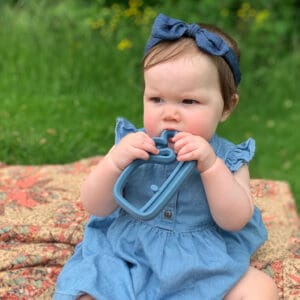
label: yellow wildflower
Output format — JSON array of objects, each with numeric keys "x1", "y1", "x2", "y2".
[
  {"x1": 129, "y1": 0, "x2": 143, "y2": 9},
  {"x1": 255, "y1": 10, "x2": 270, "y2": 25},
  {"x1": 124, "y1": 0, "x2": 144, "y2": 17},
  {"x1": 117, "y1": 39, "x2": 133, "y2": 51},
  {"x1": 237, "y1": 2, "x2": 256, "y2": 21},
  {"x1": 135, "y1": 6, "x2": 156, "y2": 26}
]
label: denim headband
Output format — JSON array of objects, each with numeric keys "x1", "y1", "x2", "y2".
[{"x1": 144, "y1": 14, "x2": 241, "y2": 85}]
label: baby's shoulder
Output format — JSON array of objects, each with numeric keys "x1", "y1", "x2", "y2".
[
  {"x1": 210, "y1": 135, "x2": 236, "y2": 157},
  {"x1": 211, "y1": 135, "x2": 256, "y2": 172}
]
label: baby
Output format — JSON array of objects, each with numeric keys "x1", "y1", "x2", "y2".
[{"x1": 54, "y1": 13, "x2": 278, "y2": 299}]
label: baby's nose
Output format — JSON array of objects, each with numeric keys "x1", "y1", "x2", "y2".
[{"x1": 163, "y1": 104, "x2": 180, "y2": 121}]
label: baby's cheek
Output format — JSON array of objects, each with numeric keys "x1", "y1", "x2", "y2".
[{"x1": 143, "y1": 118, "x2": 157, "y2": 137}]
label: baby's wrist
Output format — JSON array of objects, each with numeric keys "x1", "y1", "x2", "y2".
[
  {"x1": 199, "y1": 157, "x2": 223, "y2": 175},
  {"x1": 105, "y1": 154, "x2": 123, "y2": 174}
]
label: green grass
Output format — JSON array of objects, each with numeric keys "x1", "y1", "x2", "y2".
[
  {"x1": 0, "y1": 1, "x2": 299, "y2": 211},
  {"x1": 0, "y1": 1, "x2": 145, "y2": 163},
  {"x1": 219, "y1": 53, "x2": 300, "y2": 209}
]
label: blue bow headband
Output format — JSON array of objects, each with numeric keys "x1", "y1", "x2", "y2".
[{"x1": 144, "y1": 14, "x2": 241, "y2": 85}]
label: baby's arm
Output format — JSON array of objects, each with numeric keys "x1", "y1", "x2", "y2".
[
  {"x1": 200, "y1": 159, "x2": 254, "y2": 231},
  {"x1": 172, "y1": 132, "x2": 254, "y2": 231},
  {"x1": 81, "y1": 132, "x2": 159, "y2": 216}
]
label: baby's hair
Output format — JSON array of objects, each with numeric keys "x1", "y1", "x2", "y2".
[{"x1": 143, "y1": 23, "x2": 240, "y2": 112}]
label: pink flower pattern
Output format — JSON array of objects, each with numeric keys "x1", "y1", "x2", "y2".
[{"x1": 0, "y1": 158, "x2": 299, "y2": 299}]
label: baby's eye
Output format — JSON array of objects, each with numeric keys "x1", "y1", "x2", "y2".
[
  {"x1": 150, "y1": 97, "x2": 163, "y2": 103},
  {"x1": 182, "y1": 99, "x2": 199, "y2": 105}
]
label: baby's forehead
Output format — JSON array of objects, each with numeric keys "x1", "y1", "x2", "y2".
[{"x1": 143, "y1": 38, "x2": 206, "y2": 69}]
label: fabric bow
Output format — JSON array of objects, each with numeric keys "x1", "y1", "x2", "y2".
[{"x1": 144, "y1": 14, "x2": 241, "y2": 85}]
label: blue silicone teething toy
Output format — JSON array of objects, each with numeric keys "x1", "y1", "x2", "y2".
[{"x1": 113, "y1": 130, "x2": 196, "y2": 220}]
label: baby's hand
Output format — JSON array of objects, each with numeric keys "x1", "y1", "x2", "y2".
[
  {"x1": 108, "y1": 132, "x2": 159, "y2": 171},
  {"x1": 172, "y1": 132, "x2": 217, "y2": 173}
]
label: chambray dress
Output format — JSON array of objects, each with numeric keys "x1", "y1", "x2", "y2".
[{"x1": 54, "y1": 118, "x2": 267, "y2": 300}]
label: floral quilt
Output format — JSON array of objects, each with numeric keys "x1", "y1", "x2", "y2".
[{"x1": 0, "y1": 157, "x2": 299, "y2": 299}]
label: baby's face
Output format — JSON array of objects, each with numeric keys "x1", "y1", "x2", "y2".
[{"x1": 143, "y1": 51, "x2": 227, "y2": 141}]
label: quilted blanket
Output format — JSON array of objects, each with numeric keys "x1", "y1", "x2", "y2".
[{"x1": 0, "y1": 157, "x2": 299, "y2": 299}]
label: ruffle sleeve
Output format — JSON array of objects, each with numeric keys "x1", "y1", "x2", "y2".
[
  {"x1": 114, "y1": 117, "x2": 139, "y2": 144},
  {"x1": 224, "y1": 138, "x2": 255, "y2": 172}
]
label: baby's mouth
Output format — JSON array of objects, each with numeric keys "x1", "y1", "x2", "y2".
[{"x1": 156, "y1": 129, "x2": 177, "y2": 149}]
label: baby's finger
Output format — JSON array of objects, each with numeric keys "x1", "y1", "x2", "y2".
[
  {"x1": 177, "y1": 151, "x2": 196, "y2": 162},
  {"x1": 173, "y1": 134, "x2": 195, "y2": 153},
  {"x1": 177, "y1": 142, "x2": 198, "y2": 157},
  {"x1": 140, "y1": 141, "x2": 159, "y2": 155},
  {"x1": 171, "y1": 131, "x2": 190, "y2": 143},
  {"x1": 132, "y1": 133, "x2": 159, "y2": 155}
]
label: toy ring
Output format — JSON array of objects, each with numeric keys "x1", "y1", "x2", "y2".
[{"x1": 113, "y1": 130, "x2": 196, "y2": 220}]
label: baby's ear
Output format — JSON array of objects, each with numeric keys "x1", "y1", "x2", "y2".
[{"x1": 220, "y1": 94, "x2": 239, "y2": 122}]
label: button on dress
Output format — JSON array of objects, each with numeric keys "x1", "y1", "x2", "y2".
[{"x1": 54, "y1": 118, "x2": 267, "y2": 300}]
